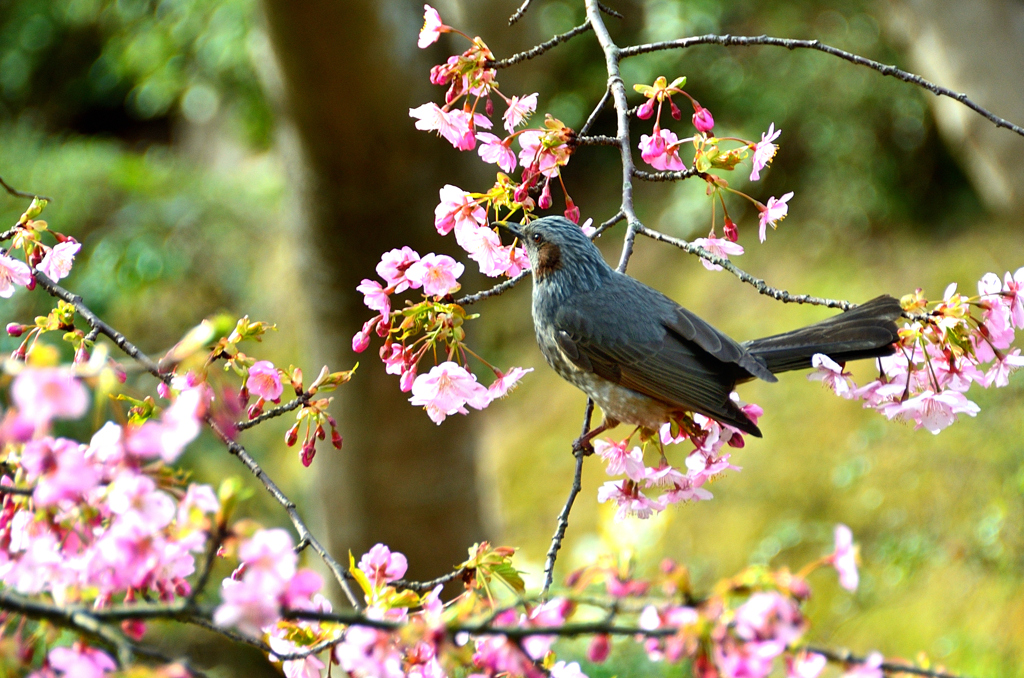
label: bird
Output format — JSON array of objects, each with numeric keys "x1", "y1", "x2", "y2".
[{"x1": 496, "y1": 216, "x2": 902, "y2": 444}]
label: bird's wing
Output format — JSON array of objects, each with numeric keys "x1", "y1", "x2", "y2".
[{"x1": 552, "y1": 281, "x2": 763, "y2": 434}]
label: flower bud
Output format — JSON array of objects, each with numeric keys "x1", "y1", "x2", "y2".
[
  {"x1": 74, "y1": 344, "x2": 90, "y2": 364},
  {"x1": 300, "y1": 440, "x2": 316, "y2": 467},
  {"x1": 6, "y1": 323, "x2": 24, "y2": 337},
  {"x1": 723, "y1": 217, "x2": 738, "y2": 242},
  {"x1": 637, "y1": 99, "x2": 655, "y2": 120},
  {"x1": 285, "y1": 423, "x2": 299, "y2": 447},
  {"x1": 352, "y1": 328, "x2": 371, "y2": 353},
  {"x1": 669, "y1": 99, "x2": 682, "y2": 121},
  {"x1": 121, "y1": 619, "x2": 146, "y2": 641},
  {"x1": 25, "y1": 277, "x2": 35, "y2": 291},
  {"x1": 485, "y1": 98, "x2": 494, "y2": 116},
  {"x1": 400, "y1": 368, "x2": 417, "y2": 392},
  {"x1": 316, "y1": 423, "x2": 326, "y2": 440},
  {"x1": 538, "y1": 180, "x2": 552, "y2": 209},
  {"x1": 331, "y1": 427, "x2": 344, "y2": 449},
  {"x1": 564, "y1": 203, "x2": 580, "y2": 224},
  {"x1": 513, "y1": 182, "x2": 529, "y2": 204},
  {"x1": 587, "y1": 634, "x2": 610, "y2": 663},
  {"x1": 247, "y1": 402, "x2": 264, "y2": 420},
  {"x1": 11, "y1": 345, "x2": 26, "y2": 361},
  {"x1": 692, "y1": 105, "x2": 714, "y2": 133}
]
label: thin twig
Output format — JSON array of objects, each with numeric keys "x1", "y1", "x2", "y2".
[
  {"x1": 0, "y1": 176, "x2": 52, "y2": 202},
  {"x1": 205, "y1": 418, "x2": 363, "y2": 610},
  {"x1": 488, "y1": 22, "x2": 592, "y2": 69},
  {"x1": 392, "y1": 567, "x2": 469, "y2": 592},
  {"x1": 454, "y1": 270, "x2": 529, "y2": 306},
  {"x1": 541, "y1": 399, "x2": 593, "y2": 598},
  {"x1": 619, "y1": 34, "x2": 1024, "y2": 139},
  {"x1": 575, "y1": 134, "x2": 619, "y2": 146},
  {"x1": 0, "y1": 485, "x2": 35, "y2": 496},
  {"x1": 807, "y1": 646, "x2": 970, "y2": 678},
  {"x1": 579, "y1": 87, "x2": 611, "y2": 136},
  {"x1": 597, "y1": 2, "x2": 623, "y2": 19},
  {"x1": 633, "y1": 167, "x2": 704, "y2": 182},
  {"x1": 235, "y1": 393, "x2": 310, "y2": 431},
  {"x1": 507, "y1": 0, "x2": 533, "y2": 25}
]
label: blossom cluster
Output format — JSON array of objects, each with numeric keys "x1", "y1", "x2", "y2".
[
  {"x1": 633, "y1": 76, "x2": 794, "y2": 249},
  {"x1": 413, "y1": 5, "x2": 579, "y2": 225},
  {"x1": 594, "y1": 398, "x2": 761, "y2": 520},
  {"x1": 809, "y1": 270, "x2": 1024, "y2": 433},
  {"x1": 1, "y1": 368, "x2": 214, "y2": 638},
  {"x1": 354, "y1": 245, "x2": 532, "y2": 424}
]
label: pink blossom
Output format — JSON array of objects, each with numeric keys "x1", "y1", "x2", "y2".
[
  {"x1": 750, "y1": 123, "x2": 781, "y2": 181},
  {"x1": 240, "y1": 528, "x2": 298, "y2": 585},
  {"x1": 477, "y1": 132, "x2": 517, "y2": 172},
  {"x1": 336, "y1": 625, "x2": 406, "y2": 678},
  {"x1": 594, "y1": 439, "x2": 645, "y2": 481},
  {"x1": 692, "y1": 234, "x2": 744, "y2": 271},
  {"x1": 21, "y1": 437, "x2": 99, "y2": 507},
  {"x1": 0, "y1": 252, "x2": 32, "y2": 297},
  {"x1": 215, "y1": 576, "x2": 284, "y2": 636},
  {"x1": 11, "y1": 367, "x2": 89, "y2": 427},
  {"x1": 353, "y1": 317, "x2": 377, "y2": 353},
  {"x1": 1004, "y1": 267, "x2": 1024, "y2": 328},
  {"x1": 38, "y1": 240, "x2": 81, "y2": 281},
  {"x1": 488, "y1": 366, "x2": 532, "y2": 399},
  {"x1": 446, "y1": 108, "x2": 483, "y2": 150},
  {"x1": 418, "y1": 5, "x2": 446, "y2": 48},
  {"x1": 107, "y1": 471, "x2": 177, "y2": 531},
  {"x1": 734, "y1": 592, "x2": 805, "y2": 650},
  {"x1": 597, "y1": 480, "x2": 665, "y2": 520},
  {"x1": 886, "y1": 389, "x2": 980, "y2": 433},
  {"x1": 126, "y1": 386, "x2": 205, "y2": 462},
  {"x1": 247, "y1": 360, "x2": 284, "y2": 402},
  {"x1": 357, "y1": 279, "x2": 391, "y2": 316},
  {"x1": 503, "y1": 93, "x2": 538, "y2": 134},
  {"x1": 982, "y1": 348, "x2": 1024, "y2": 388},
  {"x1": 410, "y1": 102, "x2": 457, "y2": 141},
  {"x1": 643, "y1": 462, "x2": 687, "y2": 488},
  {"x1": 827, "y1": 524, "x2": 859, "y2": 591},
  {"x1": 268, "y1": 594, "x2": 332, "y2": 678},
  {"x1": 787, "y1": 652, "x2": 827, "y2": 678},
  {"x1": 518, "y1": 130, "x2": 569, "y2": 177},
  {"x1": 692, "y1": 106, "x2": 714, "y2": 133},
  {"x1": 455, "y1": 222, "x2": 509, "y2": 277},
  {"x1": 358, "y1": 543, "x2": 409, "y2": 587},
  {"x1": 48, "y1": 645, "x2": 116, "y2": 678},
  {"x1": 637, "y1": 98, "x2": 656, "y2": 120},
  {"x1": 382, "y1": 343, "x2": 410, "y2": 376},
  {"x1": 587, "y1": 634, "x2": 610, "y2": 663},
  {"x1": 409, "y1": 361, "x2": 491, "y2": 423},
  {"x1": 758, "y1": 192, "x2": 793, "y2": 242},
  {"x1": 580, "y1": 218, "x2": 597, "y2": 238},
  {"x1": 841, "y1": 652, "x2": 884, "y2": 678},
  {"x1": 376, "y1": 247, "x2": 420, "y2": 292},
  {"x1": 807, "y1": 353, "x2": 856, "y2": 398},
  {"x1": 638, "y1": 127, "x2": 686, "y2": 171},
  {"x1": 550, "y1": 661, "x2": 588, "y2": 678},
  {"x1": 434, "y1": 184, "x2": 487, "y2": 236},
  {"x1": 405, "y1": 253, "x2": 464, "y2": 296}
]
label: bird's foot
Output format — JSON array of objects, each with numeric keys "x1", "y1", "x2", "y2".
[{"x1": 571, "y1": 436, "x2": 595, "y2": 456}]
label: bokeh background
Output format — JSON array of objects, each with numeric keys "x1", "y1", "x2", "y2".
[{"x1": 1, "y1": 0, "x2": 1022, "y2": 675}]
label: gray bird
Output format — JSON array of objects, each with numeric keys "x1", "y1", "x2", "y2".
[{"x1": 498, "y1": 216, "x2": 902, "y2": 442}]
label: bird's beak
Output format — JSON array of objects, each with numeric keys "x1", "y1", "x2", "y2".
[{"x1": 492, "y1": 221, "x2": 523, "y2": 241}]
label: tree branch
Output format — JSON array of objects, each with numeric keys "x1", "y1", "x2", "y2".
[
  {"x1": 619, "y1": 34, "x2": 1024, "y2": 139},
  {"x1": 506, "y1": 0, "x2": 533, "y2": 26},
  {"x1": 235, "y1": 392, "x2": 310, "y2": 431},
  {"x1": 488, "y1": 22, "x2": 592, "y2": 69},
  {"x1": 0, "y1": 175, "x2": 52, "y2": 202}
]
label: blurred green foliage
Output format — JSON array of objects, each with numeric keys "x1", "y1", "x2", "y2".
[{"x1": 0, "y1": 0, "x2": 1021, "y2": 675}]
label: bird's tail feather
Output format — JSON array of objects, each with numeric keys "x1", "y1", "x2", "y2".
[{"x1": 742, "y1": 295, "x2": 903, "y2": 375}]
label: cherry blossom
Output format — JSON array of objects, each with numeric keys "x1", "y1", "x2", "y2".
[
  {"x1": 405, "y1": 253, "x2": 464, "y2": 296},
  {"x1": 409, "y1": 361, "x2": 491, "y2": 423},
  {"x1": 502, "y1": 93, "x2": 538, "y2": 134},
  {"x1": 638, "y1": 127, "x2": 686, "y2": 171},
  {"x1": 807, "y1": 354, "x2": 855, "y2": 398},
  {"x1": 1003, "y1": 266, "x2": 1024, "y2": 328},
  {"x1": 594, "y1": 439, "x2": 645, "y2": 480},
  {"x1": 750, "y1": 123, "x2": 781, "y2": 181},
  {"x1": 0, "y1": 252, "x2": 32, "y2": 297},
  {"x1": 477, "y1": 132, "x2": 517, "y2": 172},
  {"x1": 758, "y1": 192, "x2": 793, "y2": 242},
  {"x1": 47, "y1": 645, "x2": 116, "y2": 678},
  {"x1": 434, "y1": 184, "x2": 486, "y2": 235},
  {"x1": 357, "y1": 278, "x2": 392, "y2": 316},
  {"x1": 11, "y1": 367, "x2": 89, "y2": 427},
  {"x1": 376, "y1": 247, "x2": 421, "y2": 292},
  {"x1": 487, "y1": 366, "x2": 532, "y2": 399},
  {"x1": 247, "y1": 360, "x2": 284, "y2": 402},
  {"x1": 518, "y1": 129, "x2": 570, "y2": 177},
  {"x1": 692, "y1": 105, "x2": 714, "y2": 132},
  {"x1": 787, "y1": 652, "x2": 827, "y2": 678},
  {"x1": 597, "y1": 479, "x2": 665, "y2": 520},
  {"x1": 983, "y1": 348, "x2": 1024, "y2": 387},
  {"x1": 828, "y1": 524, "x2": 859, "y2": 592},
  {"x1": 550, "y1": 661, "x2": 589, "y2": 678},
  {"x1": 692, "y1": 234, "x2": 744, "y2": 271},
  {"x1": 21, "y1": 437, "x2": 99, "y2": 507},
  {"x1": 358, "y1": 543, "x2": 409, "y2": 588},
  {"x1": 884, "y1": 389, "x2": 980, "y2": 434},
  {"x1": 841, "y1": 652, "x2": 884, "y2": 678},
  {"x1": 37, "y1": 240, "x2": 81, "y2": 282},
  {"x1": 417, "y1": 4, "x2": 447, "y2": 48}
]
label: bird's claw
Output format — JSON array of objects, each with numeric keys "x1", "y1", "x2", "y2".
[{"x1": 571, "y1": 437, "x2": 595, "y2": 456}]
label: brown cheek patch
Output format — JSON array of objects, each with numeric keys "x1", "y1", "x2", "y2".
[{"x1": 535, "y1": 242, "x2": 562, "y2": 279}]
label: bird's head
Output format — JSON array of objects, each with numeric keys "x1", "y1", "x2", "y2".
[{"x1": 496, "y1": 216, "x2": 611, "y2": 288}]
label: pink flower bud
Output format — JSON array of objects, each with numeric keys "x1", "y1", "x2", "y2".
[
  {"x1": 637, "y1": 99, "x2": 655, "y2": 120},
  {"x1": 11, "y1": 345, "x2": 26, "y2": 361},
  {"x1": 247, "y1": 401, "x2": 264, "y2": 420},
  {"x1": 692, "y1": 105, "x2": 714, "y2": 133},
  {"x1": 285, "y1": 423, "x2": 299, "y2": 447},
  {"x1": 25, "y1": 277, "x2": 35, "y2": 291},
  {"x1": 429, "y1": 64, "x2": 450, "y2": 85},
  {"x1": 238, "y1": 385, "x2": 250, "y2": 406},
  {"x1": 723, "y1": 217, "x2": 738, "y2": 242},
  {"x1": 331, "y1": 427, "x2": 343, "y2": 450},
  {"x1": 400, "y1": 367, "x2": 417, "y2": 392},
  {"x1": 316, "y1": 423, "x2": 326, "y2": 440},
  {"x1": 670, "y1": 99, "x2": 682, "y2": 120},
  {"x1": 513, "y1": 182, "x2": 530, "y2": 204},
  {"x1": 6, "y1": 323, "x2": 24, "y2": 337},
  {"x1": 74, "y1": 344, "x2": 90, "y2": 364},
  {"x1": 121, "y1": 619, "x2": 146, "y2": 641},
  {"x1": 588, "y1": 634, "x2": 610, "y2": 663},
  {"x1": 485, "y1": 98, "x2": 494, "y2": 116},
  {"x1": 301, "y1": 440, "x2": 316, "y2": 467},
  {"x1": 352, "y1": 328, "x2": 371, "y2": 353},
  {"x1": 564, "y1": 203, "x2": 580, "y2": 224},
  {"x1": 538, "y1": 180, "x2": 553, "y2": 209}
]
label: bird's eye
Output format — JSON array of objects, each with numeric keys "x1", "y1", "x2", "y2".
[{"x1": 531, "y1": 232, "x2": 543, "y2": 244}]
